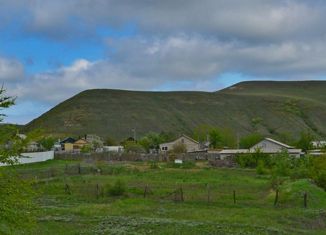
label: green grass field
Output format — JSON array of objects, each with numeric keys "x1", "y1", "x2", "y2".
[{"x1": 6, "y1": 160, "x2": 326, "y2": 234}]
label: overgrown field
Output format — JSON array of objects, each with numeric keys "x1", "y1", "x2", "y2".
[{"x1": 5, "y1": 160, "x2": 326, "y2": 234}]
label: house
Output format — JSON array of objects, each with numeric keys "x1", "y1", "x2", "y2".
[
  {"x1": 60, "y1": 137, "x2": 76, "y2": 151},
  {"x1": 103, "y1": 146, "x2": 124, "y2": 153},
  {"x1": 218, "y1": 138, "x2": 303, "y2": 159},
  {"x1": 311, "y1": 141, "x2": 326, "y2": 149},
  {"x1": 250, "y1": 138, "x2": 303, "y2": 157},
  {"x1": 72, "y1": 138, "x2": 89, "y2": 150},
  {"x1": 159, "y1": 134, "x2": 201, "y2": 153}
]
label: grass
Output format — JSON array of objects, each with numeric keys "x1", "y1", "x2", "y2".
[{"x1": 4, "y1": 159, "x2": 326, "y2": 234}]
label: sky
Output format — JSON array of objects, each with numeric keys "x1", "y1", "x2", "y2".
[{"x1": 1, "y1": 0, "x2": 326, "y2": 124}]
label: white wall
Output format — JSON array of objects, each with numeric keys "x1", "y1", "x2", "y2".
[{"x1": 0, "y1": 151, "x2": 54, "y2": 166}]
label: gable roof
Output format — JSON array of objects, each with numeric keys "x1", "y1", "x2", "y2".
[
  {"x1": 60, "y1": 137, "x2": 76, "y2": 144},
  {"x1": 160, "y1": 134, "x2": 199, "y2": 146},
  {"x1": 180, "y1": 134, "x2": 199, "y2": 144},
  {"x1": 264, "y1": 138, "x2": 293, "y2": 149},
  {"x1": 74, "y1": 139, "x2": 88, "y2": 144}
]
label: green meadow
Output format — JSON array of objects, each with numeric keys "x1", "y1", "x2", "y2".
[{"x1": 5, "y1": 160, "x2": 326, "y2": 234}]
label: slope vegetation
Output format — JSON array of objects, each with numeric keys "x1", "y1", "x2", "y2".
[{"x1": 24, "y1": 81, "x2": 326, "y2": 140}]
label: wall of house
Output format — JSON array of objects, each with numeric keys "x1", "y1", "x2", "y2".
[
  {"x1": 250, "y1": 139, "x2": 286, "y2": 152},
  {"x1": 160, "y1": 136, "x2": 200, "y2": 152},
  {"x1": 0, "y1": 151, "x2": 54, "y2": 166}
]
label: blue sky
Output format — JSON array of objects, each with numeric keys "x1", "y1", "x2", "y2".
[{"x1": 1, "y1": 1, "x2": 326, "y2": 124}]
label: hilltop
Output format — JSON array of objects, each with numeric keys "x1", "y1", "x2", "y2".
[{"x1": 23, "y1": 81, "x2": 326, "y2": 141}]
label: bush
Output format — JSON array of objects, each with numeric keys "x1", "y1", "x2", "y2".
[
  {"x1": 171, "y1": 142, "x2": 187, "y2": 154},
  {"x1": 108, "y1": 179, "x2": 126, "y2": 196}
]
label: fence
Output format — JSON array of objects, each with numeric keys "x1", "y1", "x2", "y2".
[
  {"x1": 54, "y1": 152, "x2": 222, "y2": 162},
  {"x1": 0, "y1": 151, "x2": 54, "y2": 166},
  {"x1": 21, "y1": 163, "x2": 314, "y2": 209}
]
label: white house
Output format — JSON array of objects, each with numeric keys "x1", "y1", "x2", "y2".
[
  {"x1": 218, "y1": 138, "x2": 303, "y2": 159},
  {"x1": 103, "y1": 146, "x2": 124, "y2": 153},
  {"x1": 250, "y1": 138, "x2": 303, "y2": 157},
  {"x1": 311, "y1": 141, "x2": 326, "y2": 149},
  {"x1": 159, "y1": 134, "x2": 201, "y2": 153}
]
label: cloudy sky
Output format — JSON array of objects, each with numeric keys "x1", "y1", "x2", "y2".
[{"x1": 1, "y1": 0, "x2": 326, "y2": 124}]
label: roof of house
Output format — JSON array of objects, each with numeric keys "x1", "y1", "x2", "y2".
[
  {"x1": 60, "y1": 137, "x2": 76, "y2": 144},
  {"x1": 258, "y1": 138, "x2": 293, "y2": 149},
  {"x1": 74, "y1": 139, "x2": 88, "y2": 144},
  {"x1": 160, "y1": 134, "x2": 199, "y2": 146},
  {"x1": 219, "y1": 149, "x2": 249, "y2": 154}
]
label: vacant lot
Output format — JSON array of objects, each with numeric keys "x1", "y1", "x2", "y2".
[{"x1": 6, "y1": 160, "x2": 326, "y2": 234}]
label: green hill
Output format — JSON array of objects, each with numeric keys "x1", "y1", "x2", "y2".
[{"x1": 23, "y1": 81, "x2": 326, "y2": 141}]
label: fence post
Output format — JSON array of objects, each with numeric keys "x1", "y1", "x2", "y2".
[
  {"x1": 233, "y1": 190, "x2": 236, "y2": 204},
  {"x1": 207, "y1": 184, "x2": 210, "y2": 203},
  {"x1": 78, "y1": 163, "x2": 81, "y2": 174},
  {"x1": 96, "y1": 184, "x2": 100, "y2": 199},
  {"x1": 180, "y1": 186, "x2": 184, "y2": 202},
  {"x1": 144, "y1": 185, "x2": 148, "y2": 198},
  {"x1": 274, "y1": 189, "x2": 279, "y2": 207},
  {"x1": 65, "y1": 183, "x2": 71, "y2": 195},
  {"x1": 304, "y1": 192, "x2": 307, "y2": 208}
]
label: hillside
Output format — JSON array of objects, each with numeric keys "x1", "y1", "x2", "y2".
[{"x1": 23, "y1": 81, "x2": 326, "y2": 141}]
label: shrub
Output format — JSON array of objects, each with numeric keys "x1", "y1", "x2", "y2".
[
  {"x1": 171, "y1": 142, "x2": 187, "y2": 154},
  {"x1": 108, "y1": 179, "x2": 126, "y2": 196}
]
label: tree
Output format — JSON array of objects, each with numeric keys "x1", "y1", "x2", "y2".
[
  {"x1": 39, "y1": 136, "x2": 56, "y2": 151},
  {"x1": 138, "y1": 132, "x2": 164, "y2": 152},
  {"x1": 239, "y1": 133, "x2": 263, "y2": 149},
  {"x1": 296, "y1": 131, "x2": 314, "y2": 152},
  {"x1": 0, "y1": 86, "x2": 15, "y2": 123},
  {"x1": 193, "y1": 124, "x2": 213, "y2": 142},
  {"x1": 105, "y1": 136, "x2": 117, "y2": 146},
  {"x1": 0, "y1": 86, "x2": 36, "y2": 233},
  {"x1": 209, "y1": 128, "x2": 223, "y2": 149}
]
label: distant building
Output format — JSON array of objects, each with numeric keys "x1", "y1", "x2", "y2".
[
  {"x1": 60, "y1": 137, "x2": 76, "y2": 151},
  {"x1": 103, "y1": 146, "x2": 124, "y2": 153},
  {"x1": 159, "y1": 134, "x2": 201, "y2": 153},
  {"x1": 218, "y1": 138, "x2": 303, "y2": 159},
  {"x1": 73, "y1": 139, "x2": 89, "y2": 150},
  {"x1": 311, "y1": 141, "x2": 326, "y2": 149}
]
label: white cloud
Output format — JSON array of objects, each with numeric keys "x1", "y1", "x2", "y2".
[{"x1": 0, "y1": 57, "x2": 24, "y2": 81}]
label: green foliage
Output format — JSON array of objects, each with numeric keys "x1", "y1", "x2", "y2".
[
  {"x1": 124, "y1": 141, "x2": 145, "y2": 153},
  {"x1": 138, "y1": 132, "x2": 163, "y2": 152},
  {"x1": 107, "y1": 179, "x2": 126, "y2": 196},
  {"x1": 192, "y1": 124, "x2": 213, "y2": 142},
  {"x1": 39, "y1": 136, "x2": 56, "y2": 150},
  {"x1": 0, "y1": 86, "x2": 15, "y2": 122},
  {"x1": 105, "y1": 136, "x2": 117, "y2": 146},
  {"x1": 236, "y1": 149, "x2": 270, "y2": 168},
  {"x1": 80, "y1": 144, "x2": 92, "y2": 153},
  {"x1": 311, "y1": 156, "x2": 326, "y2": 190},
  {"x1": 239, "y1": 133, "x2": 263, "y2": 148},
  {"x1": 296, "y1": 131, "x2": 314, "y2": 152},
  {"x1": 209, "y1": 128, "x2": 222, "y2": 148}
]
